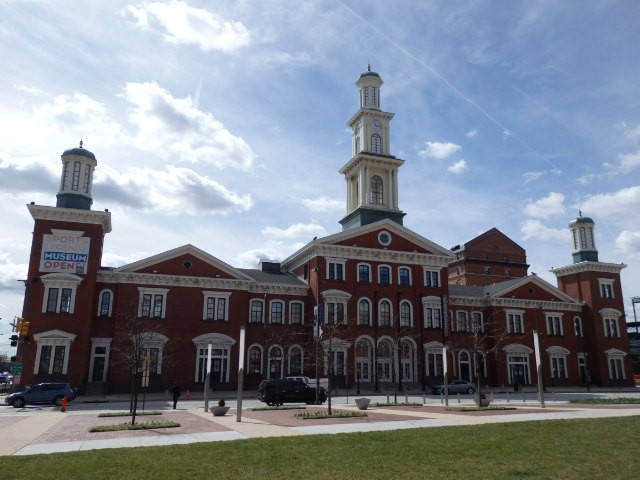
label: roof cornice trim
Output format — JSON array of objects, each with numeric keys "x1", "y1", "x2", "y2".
[
  {"x1": 551, "y1": 261, "x2": 626, "y2": 277},
  {"x1": 28, "y1": 204, "x2": 112, "y2": 233}
]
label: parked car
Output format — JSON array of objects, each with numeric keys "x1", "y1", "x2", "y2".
[
  {"x1": 257, "y1": 379, "x2": 327, "y2": 406},
  {"x1": 0, "y1": 373, "x2": 13, "y2": 384},
  {"x1": 5, "y1": 382, "x2": 77, "y2": 408},
  {"x1": 431, "y1": 379, "x2": 476, "y2": 395}
]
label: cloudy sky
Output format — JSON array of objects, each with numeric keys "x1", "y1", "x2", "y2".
[{"x1": 1, "y1": 0, "x2": 640, "y2": 356}]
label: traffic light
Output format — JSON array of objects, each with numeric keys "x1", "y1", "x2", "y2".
[
  {"x1": 21, "y1": 320, "x2": 30, "y2": 336},
  {"x1": 10, "y1": 334, "x2": 19, "y2": 347},
  {"x1": 15, "y1": 317, "x2": 23, "y2": 334}
]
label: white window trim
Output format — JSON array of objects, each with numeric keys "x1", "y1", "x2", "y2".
[
  {"x1": 137, "y1": 332, "x2": 169, "y2": 374},
  {"x1": 32, "y1": 329, "x2": 77, "y2": 375},
  {"x1": 377, "y1": 264, "x2": 392, "y2": 285},
  {"x1": 289, "y1": 301, "x2": 304, "y2": 325},
  {"x1": 357, "y1": 262, "x2": 371, "y2": 283},
  {"x1": 600, "y1": 308, "x2": 622, "y2": 338},
  {"x1": 574, "y1": 316, "x2": 583, "y2": 337},
  {"x1": 269, "y1": 300, "x2": 285, "y2": 324},
  {"x1": 423, "y1": 268, "x2": 441, "y2": 288},
  {"x1": 357, "y1": 297, "x2": 372, "y2": 326},
  {"x1": 137, "y1": 287, "x2": 169, "y2": 319},
  {"x1": 89, "y1": 337, "x2": 112, "y2": 383},
  {"x1": 604, "y1": 348, "x2": 627, "y2": 380},
  {"x1": 321, "y1": 289, "x2": 351, "y2": 325},
  {"x1": 399, "y1": 300, "x2": 413, "y2": 328},
  {"x1": 422, "y1": 296, "x2": 442, "y2": 329},
  {"x1": 97, "y1": 289, "x2": 114, "y2": 317},
  {"x1": 598, "y1": 278, "x2": 615, "y2": 299},
  {"x1": 192, "y1": 333, "x2": 236, "y2": 382},
  {"x1": 287, "y1": 344, "x2": 304, "y2": 375},
  {"x1": 249, "y1": 298, "x2": 265, "y2": 323},
  {"x1": 398, "y1": 266, "x2": 412, "y2": 286},
  {"x1": 423, "y1": 341, "x2": 445, "y2": 376},
  {"x1": 471, "y1": 311, "x2": 484, "y2": 333},
  {"x1": 545, "y1": 312, "x2": 564, "y2": 336},
  {"x1": 505, "y1": 309, "x2": 525, "y2": 334},
  {"x1": 41, "y1": 273, "x2": 83, "y2": 314},
  {"x1": 455, "y1": 310, "x2": 469, "y2": 332},
  {"x1": 247, "y1": 343, "x2": 264, "y2": 375},
  {"x1": 326, "y1": 258, "x2": 346, "y2": 281},
  {"x1": 378, "y1": 298, "x2": 394, "y2": 327},
  {"x1": 202, "y1": 291, "x2": 231, "y2": 321},
  {"x1": 546, "y1": 346, "x2": 570, "y2": 379}
]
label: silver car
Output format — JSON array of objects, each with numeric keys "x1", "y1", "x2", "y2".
[{"x1": 432, "y1": 379, "x2": 476, "y2": 395}]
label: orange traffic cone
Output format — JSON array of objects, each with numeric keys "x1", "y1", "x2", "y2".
[
  {"x1": 61, "y1": 396, "x2": 68, "y2": 413},
  {"x1": 185, "y1": 388, "x2": 191, "y2": 399}
]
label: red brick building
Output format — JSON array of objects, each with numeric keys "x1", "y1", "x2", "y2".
[{"x1": 15, "y1": 69, "x2": 633, "y2": 394}]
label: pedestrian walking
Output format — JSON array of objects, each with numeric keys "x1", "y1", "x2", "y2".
[{"x1": 171, "y1": 383, "x2": 181, "y2": 409}]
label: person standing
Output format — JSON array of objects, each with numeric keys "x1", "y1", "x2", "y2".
[{"x1": 171, "y1": 383, "x2": 181, "y2": 409}]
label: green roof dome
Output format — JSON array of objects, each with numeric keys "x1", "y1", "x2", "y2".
[
  {"x1": 62, "y1": 142, "x2": 96, "y2": 160},
  {"x1": 570, "y1": 214, "x2": 594, "y2": 225}
]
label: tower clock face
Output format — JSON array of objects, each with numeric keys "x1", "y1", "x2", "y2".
[{"x1": 371, "y1": 120, "x2": 382, "y2": 131}]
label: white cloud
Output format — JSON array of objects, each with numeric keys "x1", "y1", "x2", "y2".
[
  {"x1": 521, "y1": 219, "x2": 567, "y2": 242},
  {"x1": 262, "y1": 223, "x2": 328, "y2": 241},
  {"x1": 124, "y1": 1, "x2": 250, "y2": 53},
  {"x1": 615, "y1": 230, "x2": 640, "y2": 261},
  {"x1": 0, "y1": 252, "x2": 27, "y2": 291},
  {"x1": 122, "y1": 81, "x2": 256, "y2": 170},
  {"x1": 418, "y1": 141, "x2": 461, "y2": 160},
  {"x1": 14, "y1": 84, "x2": 44, "y2": 97},
  {"x1": 621, "y1": 122, "x2": 640, "y2": 141},
  {"x1": 301, "y1": 197, "x2": 344, "y2": 213},
  {"x1": 448, "y1": 159, "x2": 467, "y2": 174},
  {"x1": 607, "y1": 150, "x2": 640, "y2": 174},
  {"x1": 466, "y1": 129, "x2": 477, "y2": 138},
  {"x1": 581, "y1": 186, "x2": 640, "y2": 221},
  {"x1": 524, "y1": 192, "x2": 566, "y2": 219},
  {"x1": 95, "y1": 164, "x2": 252, "y2": 215}
]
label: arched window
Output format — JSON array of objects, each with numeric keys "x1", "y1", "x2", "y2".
[
  {"x1": 248, "y1": 345, "x2": 263, "y2": 374},
  {"x1": 574, "y1": 317, "x2": 583, "y2": 337},
  {"x1": 98, "y1": 290, "x2": 112, "y2": 317},
  {"x1": 371, "y1": 134, "x2": 382, "y2": 153},
  {"x1": 358, "y1": 299, "x2": 371, "y2": 326},
  {"x1": 399, "y1": 301, "x2": 412, "y2": 327},
  {"x1": 399, "y1": 267, "x2": 411, "y2": 286},
  {"x1": 370, "y1": 175, "x2": 383, "y2": 204},
  {"x1": 379, "y1": 300, "x2": 391, "y2": 326},
  {"x1": 268, "y1": 346, "x2": 283, "y2": 379}
]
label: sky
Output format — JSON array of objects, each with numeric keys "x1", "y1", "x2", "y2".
[{"x1": 1, "y1": 0, "x2": 640, "y2": 357}]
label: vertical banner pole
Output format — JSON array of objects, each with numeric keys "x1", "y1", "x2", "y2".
[{"x1": 237, "y1": 326, "x2": 246, "y2": 422}]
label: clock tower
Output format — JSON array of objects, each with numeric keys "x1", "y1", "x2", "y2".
[{"x1": 339, "y1": 66, "x2": 405, "y2": 231}]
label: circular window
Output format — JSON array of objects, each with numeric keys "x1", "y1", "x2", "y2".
[
  {"x1": 183, "y1": 260, "x2": 193, "y2": 269},
  {"x1": 378, "y1": 231, "x2": 392, "y2": 246}
]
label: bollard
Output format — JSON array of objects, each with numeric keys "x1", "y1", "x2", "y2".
[
  {"x1": 386, "y1": 394, "x2": 389, "y2": 403},
  {"x1": 405, "y1": 393, "x2": 408, "y2": 404},
  {"x1": 506, "y1": 391, "x2": 510, "y2": 403},
  {"x1": 457, "y1": 393, "x2": 461, "y2": 404},
  {"x1": 423, "y1": 393, "x2": 426, "y2": 405},
  {"x1": 522, "y1": 391, "x2": 526, "y2": 403}
]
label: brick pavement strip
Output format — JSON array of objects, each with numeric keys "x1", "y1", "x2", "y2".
[{"x1": 0, "y1": 412, "x2": 67, "y2": 456}]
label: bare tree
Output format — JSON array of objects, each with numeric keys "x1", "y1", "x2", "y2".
[{"x1": 111, "y1": 316, "x2": 171, "y2": 424}]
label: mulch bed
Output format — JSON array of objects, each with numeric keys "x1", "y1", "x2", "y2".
[
  {"x1": 30, "y1": 410, "x2": 231, "y2": 444},
  {"x1": 242, "y1": 406, "x2": 427, "y2": 427}
]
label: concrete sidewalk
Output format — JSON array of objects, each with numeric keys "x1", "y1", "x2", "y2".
[{"x1": 2, "y1": 399, "x2": 639, "y2": 456}]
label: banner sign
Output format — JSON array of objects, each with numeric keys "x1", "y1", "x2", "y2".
[{"x1": 40, "y1": 233, "x2": 90, "y2": 274}]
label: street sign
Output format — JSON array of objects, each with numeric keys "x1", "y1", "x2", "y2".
[{"x1": 10, "y1": 362, "x2": 22, "y2": 375}]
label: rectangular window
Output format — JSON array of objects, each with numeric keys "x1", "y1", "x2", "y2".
[
  {"x1": 53, "y1": 345, "x2": 66, "y2": 374},
  {"x1": 358, "y1": 264, "x2": 370, "y2": 283},
  {"x1": 71, "y1": 161, "x2": 81, "y2": 191},
  {"x1": 425, "y1": 307, "x2": 442, "y2": 328},
  {"x1": 39, "y1": 345, "x2": 52, "y2": 373},
  {"x1": 270, "y1": 302, "x2": 284, "y2": 324},
  {"x1": 551, "y1": 357, "x2": 567, "y2": 379},
  {"x1": 600, "y1": 281, "x2": 614, "y2": 299},
  {"x1": 46, "y1": 288, "x2": 59, "y2": 313},
  {"x1": 206, "y1": 297, "x2": 216, "y2": 319},
  {"x1": 604, "y1": 318, "x2": 619, "y2": 337},
  {"x1": 546, "y1": 316, "x2": 562, "y2": 336},
  {"x1": 290, "y1": 303, "x2": 303, "y2": 324},
  {"x1": 472, "y1": 312, "x2": 483, "y2": 333},
  {"x1": 399, "y1": 268, "x2": 410, "y2": 286},
  {"x1": 328, "y1": 262, "x2": 344, "y2": 281},
  {"x1": 456, "y1": 311, "x2": 468, "y2": 332},
  {"x1": 141, "y1": 294, "x2": 152, "y2": 317},
  {"x1": 60, "y1": 288, "x2": 72, "y2": 313},
  {"x1": 425, "y1": 270, "x2": 439, "y2": 287},
  {"x1": 152, "y1": 294, "x2": 164, "y2": 318},
  {"x1": 250, "y1": 300, "x2": 264, "y2": 323},
  {"x1": 507, "y1": 313, "x2": 524, "y2": 334},
  {"x1": 379, "y1": 267, "x2": 390, "y2": 285},
  {"x1": 83, "y1": 166, "x2": 91, "y2": 193},
  {"x1": 427, "y1": 352, "x2": 443, "y2": 376}
]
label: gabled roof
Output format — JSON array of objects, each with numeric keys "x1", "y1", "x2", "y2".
[
  {"x1": 284, "y1": 219, "x2": 453, "y2": 265},
  {"x1": 114, "y1": 244, "x2": 254, "y2": 281},
  {"x1": 452, "y1": 227, "x2": 524, "y2": 253},
  {"x1": 449, "y1": 275, "x2": 581, "y2": 306}
]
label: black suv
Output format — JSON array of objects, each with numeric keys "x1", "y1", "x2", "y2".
[{"x1": 257, "y1": 379, "x2": 327, "y2": 406}]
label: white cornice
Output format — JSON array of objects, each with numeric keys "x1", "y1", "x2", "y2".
[
  {"x1": 339, "y1": 154, "x2": 404, "y2": 176},
  {"x1": 28, "y1": 204, "x2": 112, "y2": 233},
  {"x1": 551, "y1": 261, "x2": 626, "y2": 277},
  {"x1": 97, "y1": 271, "x2": 309, "y2": 296},
  {"x1": 347, "y1": 109, "x2": 395, "y2": 127},
  {"x1": 490, "y1": 297, "x2": 582, "y2": 312}
]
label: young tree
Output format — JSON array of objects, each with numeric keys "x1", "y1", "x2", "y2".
[{"x1": 111, "y1": 315, "x2": 171, "y2": 424}]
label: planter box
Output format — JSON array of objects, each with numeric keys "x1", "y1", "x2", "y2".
[
  {"x1": 355, "y1": 398, "x2": 370, "y2": 410},
  {"x1": 475, "y1": 398, "x2": 491, "y2": 408},
  {"x1": 210, "y1": 406, "x2": 230, "y2": 416}
]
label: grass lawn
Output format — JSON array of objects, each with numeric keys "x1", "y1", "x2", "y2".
[{"x1": 1, "y1": 416, "x2": 638, "y2": 479}]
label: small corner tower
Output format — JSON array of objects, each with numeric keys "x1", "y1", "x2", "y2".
[
  {"x1": 569, "y1": 211, "x2": 598, "y2": 263},
  {"x1": 56, "y1": 140, "x2": 97, "y2": 210},
  {"x1": 339, "y1": 66, "x2": 405, "y2": 231}
]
